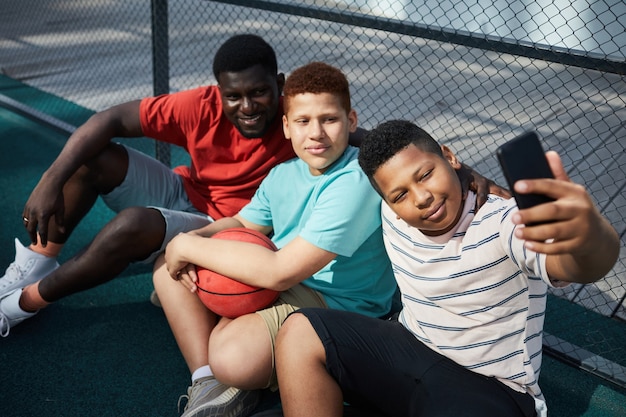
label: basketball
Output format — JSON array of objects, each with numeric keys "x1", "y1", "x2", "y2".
[{"x1": 195, "y1": 228, "x2": 280, "y2": 318}]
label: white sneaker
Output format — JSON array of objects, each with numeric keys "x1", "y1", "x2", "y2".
[
  {"x1": 0, "y1": 288, "x2": 37, "y2": 337},
  {"x1": 0, "y1": 238, "x2": 59, "y2": 297}
]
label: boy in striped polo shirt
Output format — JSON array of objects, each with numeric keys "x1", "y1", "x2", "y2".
[{"x1": 275, "y1": 120, "x2": 619, "y2": 417}]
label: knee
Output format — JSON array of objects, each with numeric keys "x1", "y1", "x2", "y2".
[
  {"x1": 96, "y1": 207, "x2": 165, "y2": 255},
  {"x1": 74, "y1": 143, "x2": 128, "y2": 194},
  {"x1": 277, "y1": 312, "x2": 310, "y2": 344},
  {"x1": 276, "y1": 312, "x2": 326, "y2": 380},
  {"x1": 208, "y1": 327, "x2": 246, "y2": 378},
  {"x1": 208, "y1": 316, "x2": 274, "y2": 388},
  {"x1": 276, "y1": 312, "x2": 319, "y2": 359},
  {"x1": 111, "y1": 206, "x2": 161, "y2": 234},
  {"x1": 208, "y1": 337, "x2": 251, "y2": 387},
  {"x1": 208, "y1": 344, "x2": 235, "y2": 383}
]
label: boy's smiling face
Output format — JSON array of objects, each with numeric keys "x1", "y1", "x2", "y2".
[
  {"x1": 282, "y1": 92, "x2": 357, "y2": 176},
  {"x1": 374, "y1": 143, "x2": 465, "y2": 236}
]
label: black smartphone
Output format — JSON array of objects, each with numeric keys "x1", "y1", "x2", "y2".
[{"x1": 496, "y1": 131, "x2": 555, "y2": 209}]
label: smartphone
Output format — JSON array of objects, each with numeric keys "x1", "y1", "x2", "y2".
[{"x1": 496, "y1": 131, "x2": 555, "y2": 209}]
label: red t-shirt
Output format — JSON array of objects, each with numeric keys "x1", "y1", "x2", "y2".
[{"x1": 140, "y1": 86, "x2": 296, "y2": 219}]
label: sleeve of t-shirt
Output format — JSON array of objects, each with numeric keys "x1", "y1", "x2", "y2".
[
  {"x1": 238, "y1": 174, "x2": 273, "y2": 227},
  {"x1": 499, "y1": 200, "x2": 562, "y2": 287},
  {"x1": 139, "y1": 87, "x2": 212, "y2": 148},
  {"x1": 240, "y1": 162, "x2": 381, "y2": 258},
  {"x1": 298, "y1": 168, "x2": 381, "y2": 258}
]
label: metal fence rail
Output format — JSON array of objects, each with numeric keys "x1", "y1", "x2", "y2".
[{"x1": 1, "y1": 0, "x2": 625, "y2": 388}]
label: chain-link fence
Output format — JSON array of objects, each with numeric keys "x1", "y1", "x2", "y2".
[{"x1": 1, "y1": 0, "x2": 625, "y2": 388}]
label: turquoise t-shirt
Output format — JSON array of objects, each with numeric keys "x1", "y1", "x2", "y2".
[{"x1": 238, "y1": 146, "x2": 396, "y2": 317}]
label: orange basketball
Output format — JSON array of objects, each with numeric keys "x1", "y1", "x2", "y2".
[{"x1": 195, "y1": 228, "x2": 280, "y2": 318}]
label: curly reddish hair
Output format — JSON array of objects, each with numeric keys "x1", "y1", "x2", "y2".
[{"x1": 283, "y1": 62, "x2": 351, "y2": 114}]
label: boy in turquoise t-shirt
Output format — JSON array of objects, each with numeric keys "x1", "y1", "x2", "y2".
[{"x1": 152, "y1": 62, "x2": 397, "y2": 417}]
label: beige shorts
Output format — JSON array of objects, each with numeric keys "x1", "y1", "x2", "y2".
[{"x1": 256, "y1": 283, "x2": 327, "y2": 391}]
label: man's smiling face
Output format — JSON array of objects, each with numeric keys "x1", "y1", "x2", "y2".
[{"x1": 218, "y1": 64, "x2": 284, "y2": 138}]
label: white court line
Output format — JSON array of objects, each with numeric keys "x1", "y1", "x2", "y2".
[{"x1": 0, "y1": 93, "x2": 76, "y2": 136}]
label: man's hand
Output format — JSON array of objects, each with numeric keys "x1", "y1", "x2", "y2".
[
  {"x1": 22, "y1": 180, "x2": 66, "y2": 246},
  {"x1": 458, "y1": 163, "x2": 511, "y2": 208}
]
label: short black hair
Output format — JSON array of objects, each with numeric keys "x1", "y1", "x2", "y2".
[
  {"x1": 212, "y1": 34, "x2": 278, "y2": 79},
  {"x1": 358, "y1": 120, "x2": 442, "y2": 192}
]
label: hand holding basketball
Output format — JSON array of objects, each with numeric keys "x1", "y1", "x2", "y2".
[{"x1": 195, "y1": 228, "x2": 280, "y2": 318}]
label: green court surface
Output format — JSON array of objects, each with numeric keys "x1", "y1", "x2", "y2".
[{"x1": 1, "y1": 78, "x2": 625, "y2": 416}]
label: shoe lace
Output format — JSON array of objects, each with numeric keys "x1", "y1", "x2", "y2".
[
  {"x1": 0, "y1": 263, "x2": 25, "y2": 290},
  {"x1": 177, "y1": 377, "x2": 213, "y2": 414},
  {"x1": 178, "y1": 381, "x2": 198, "y2": 413},
  {"x1": 177, "y1": 393, "x2": 190, "y2": 414},
  {"x1": 0, "y1": 311, "x2": 10, "y2": 337}
]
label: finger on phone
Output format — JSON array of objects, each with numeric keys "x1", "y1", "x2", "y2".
[{"x1": 545, "y1": 151, "x2": 569, "y2": 181}]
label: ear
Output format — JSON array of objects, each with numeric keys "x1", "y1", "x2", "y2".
[
  {"x1": 216, "y1": 72, "x2": 225, "y2": 91},
  {"x1": 348, "y1": 109, "x2": 358, "y2": 132},
  {"x1": 282, "y1": 114, "x2": 291, "y2": 140},
  {"x1": 276, "y1": 73, "x2": 285, "y2": 95},
  {"x1": 441, "y1": 145, "x2": 461, "y2": 170}
]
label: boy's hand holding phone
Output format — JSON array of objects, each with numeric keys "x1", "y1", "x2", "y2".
[
  {"x1": 516, "y1": 151, "x2": 619, "y2": 282},
  {"x1": 498, "y1": 132, "x2": 595, "y2": 253},
  {"x1": 498, "y1": 131, "x2": 619, "y2": 283},
  {"x1": 510, "y1": 151, "x2": 592, "y2": 253}
]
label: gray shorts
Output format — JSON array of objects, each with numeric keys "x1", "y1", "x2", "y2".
[{"x1": 101, "y1": 145, "x2": 213, "y2": 264}]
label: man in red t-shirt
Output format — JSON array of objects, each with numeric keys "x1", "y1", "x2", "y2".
[{"x1": 0, "y1": 34, "x2": 297, "y2": 335}]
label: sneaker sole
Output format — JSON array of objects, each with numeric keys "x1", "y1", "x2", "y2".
[{"x1": 0, "y1": 262, "x2": 59, "y2": 297}]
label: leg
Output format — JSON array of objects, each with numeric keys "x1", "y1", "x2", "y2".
[
  {"x1": 155, "y1": 257, "x2": 264, "y2": 417},
  {"x1": 209, "y1": 314, "x2": 274, "y2": 389},
  {"x1": 171, "y1": 307, "x2": 282, "y2": 417},
  {"x1": 1, "y1": 144, "x2": 211, "y2": 329},
  {"x1": 276, "y1": 312, "x2": 343, "y2": 417},
  {"x1": 0, "y1": 144, "x2": 133, "y2": 335},
  {"x1": 2, "y1": 206, "x2": 174, "y2": 335},
  {"x1": 38, "y1": 206, "x2": 167, "y2": 301},
  {"x1": 171, "y1": 286, "x2": 328, "y2": 417},
  {"x1": 0, "y1": 143, "x2": 129, "y2": 298},
  {"x1": 153, "y1": 254, "x2": 219, "y2": 373},
  {"x1": 38, "y1": 197, "x2": 213, "y2": 302},
  {"x1": 209, "y1": 284, "x2": 329, "y2": 391},
  {"x1": 46, "y1": 142, "x2": 130, "y2": 244},
  {"x1": 280, "y1": 309, "x2": 537, "y2": 417}
]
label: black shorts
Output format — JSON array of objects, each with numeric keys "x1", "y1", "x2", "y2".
[{"x1": 296, "y1": 308, "x2": 537, "y2": 417}]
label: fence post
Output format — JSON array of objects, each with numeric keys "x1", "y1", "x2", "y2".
[{"x1": 151, "y1": 0, "x2": 171, "y2": 166}]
